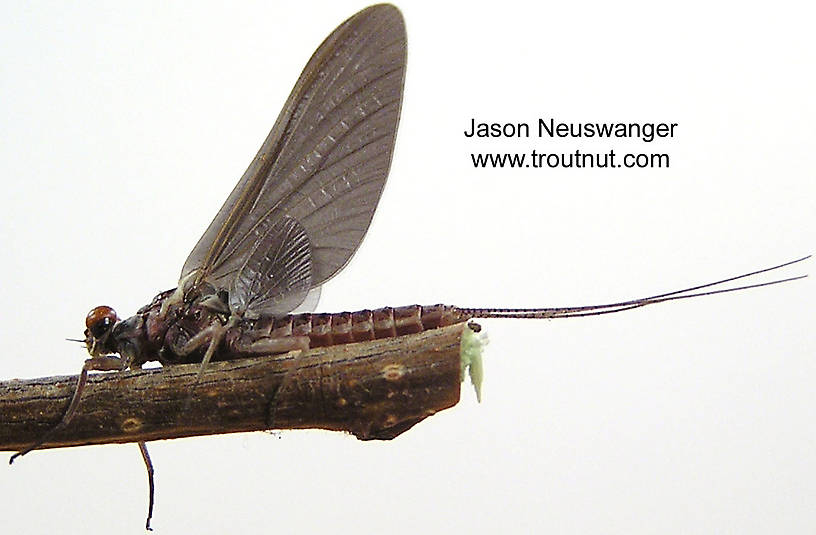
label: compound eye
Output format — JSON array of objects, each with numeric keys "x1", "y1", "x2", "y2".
[{"x1": 86, "y1": 306, "x2": 118, "y2": 339}]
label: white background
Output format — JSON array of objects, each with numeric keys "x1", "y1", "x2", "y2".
[{"x1": 1, "y1": 1, "x2": 813, "y2": 533}]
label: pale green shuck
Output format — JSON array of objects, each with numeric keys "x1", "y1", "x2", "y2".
[{"x1": 460, "y1": 324, "x2": 486, "y2": 402}]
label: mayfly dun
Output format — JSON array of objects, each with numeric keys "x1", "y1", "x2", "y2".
[{"x1": 6, "y1": 3, "x2": 808, "y2": 530}]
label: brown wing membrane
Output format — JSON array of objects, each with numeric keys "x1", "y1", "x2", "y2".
[
  {"x1": 181, "y1": 5, "x2": 407, "y2": 306},
  {"x1": 230, "y1": 216, "x2": 313, "y2": 318}
]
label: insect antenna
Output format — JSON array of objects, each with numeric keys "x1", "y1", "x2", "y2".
[{"x1": 458, "y1": 255, "x2": 809, "y2": 319}]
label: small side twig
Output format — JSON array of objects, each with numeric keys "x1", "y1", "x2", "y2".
[{"x1": 0, "y1": 322, "x2": 467, "y2": 452}]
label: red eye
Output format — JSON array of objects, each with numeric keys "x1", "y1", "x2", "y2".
[{"x1": 86, "y1": 306, "x2": 118, "y2": 338}]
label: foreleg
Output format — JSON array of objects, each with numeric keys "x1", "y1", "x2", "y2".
[{"x1": 10, "y1": 355, "x2": 126, "y2": 463}]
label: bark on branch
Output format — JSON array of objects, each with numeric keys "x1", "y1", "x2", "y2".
[{"x1": 0, "y1": 322, "x2": 468, "y2": 453}]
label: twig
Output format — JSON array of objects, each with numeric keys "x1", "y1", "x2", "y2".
[{"x1": 0, "y1": 323, "x2": 467, "y2": 452}]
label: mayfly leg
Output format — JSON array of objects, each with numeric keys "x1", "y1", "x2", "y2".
[
  {"x1": 175, "y1": 314, "x2": 310, "y2": 412},
  {"x1": 265, "y1": 348, "x2": 307, "y2": 431},
  {"x1": 10, "y1": 355, "x2": 125, "y2": 464},
  {"x1": 138, "y1": 441, "x2": 155, "y2": 531},
  {"x1": 232, "y1": 334, "x2": 311, "y2": 429}
]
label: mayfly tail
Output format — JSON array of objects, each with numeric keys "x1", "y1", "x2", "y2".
[{"x1": 459, "y1": 255, "x2": 809, "y2": 320}]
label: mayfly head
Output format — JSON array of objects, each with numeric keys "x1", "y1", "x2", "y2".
[{"x1": 84, "y1": 305, "x2": 119, "y2": 356}]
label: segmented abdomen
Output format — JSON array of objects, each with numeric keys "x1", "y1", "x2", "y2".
[{"x1": 253, "y1": 304, "x2": 470, "y2": 348}]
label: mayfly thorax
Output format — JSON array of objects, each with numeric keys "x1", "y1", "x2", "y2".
[{"x1": 7, "y1": 3, "x2": 808, "y2": 531}]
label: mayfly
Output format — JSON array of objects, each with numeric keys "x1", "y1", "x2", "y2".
[{"x1": 8, "y1": 3, "x2": 808, "y2": 530}]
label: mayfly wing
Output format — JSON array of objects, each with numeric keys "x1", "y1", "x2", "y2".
[
  {"x1": 292, "y1": 287, "x2": 322, "y2": 314},
  {"x1": 230, "y1": 216, "x2": 312, "y2": 317},
  {"x1": 181, "y1": 4, "x2": 407, "y2": 313}
]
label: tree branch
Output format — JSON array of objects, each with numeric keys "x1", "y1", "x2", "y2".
[{"x1": 0, "y1": 323, "x2": 469, "y2": 453}]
